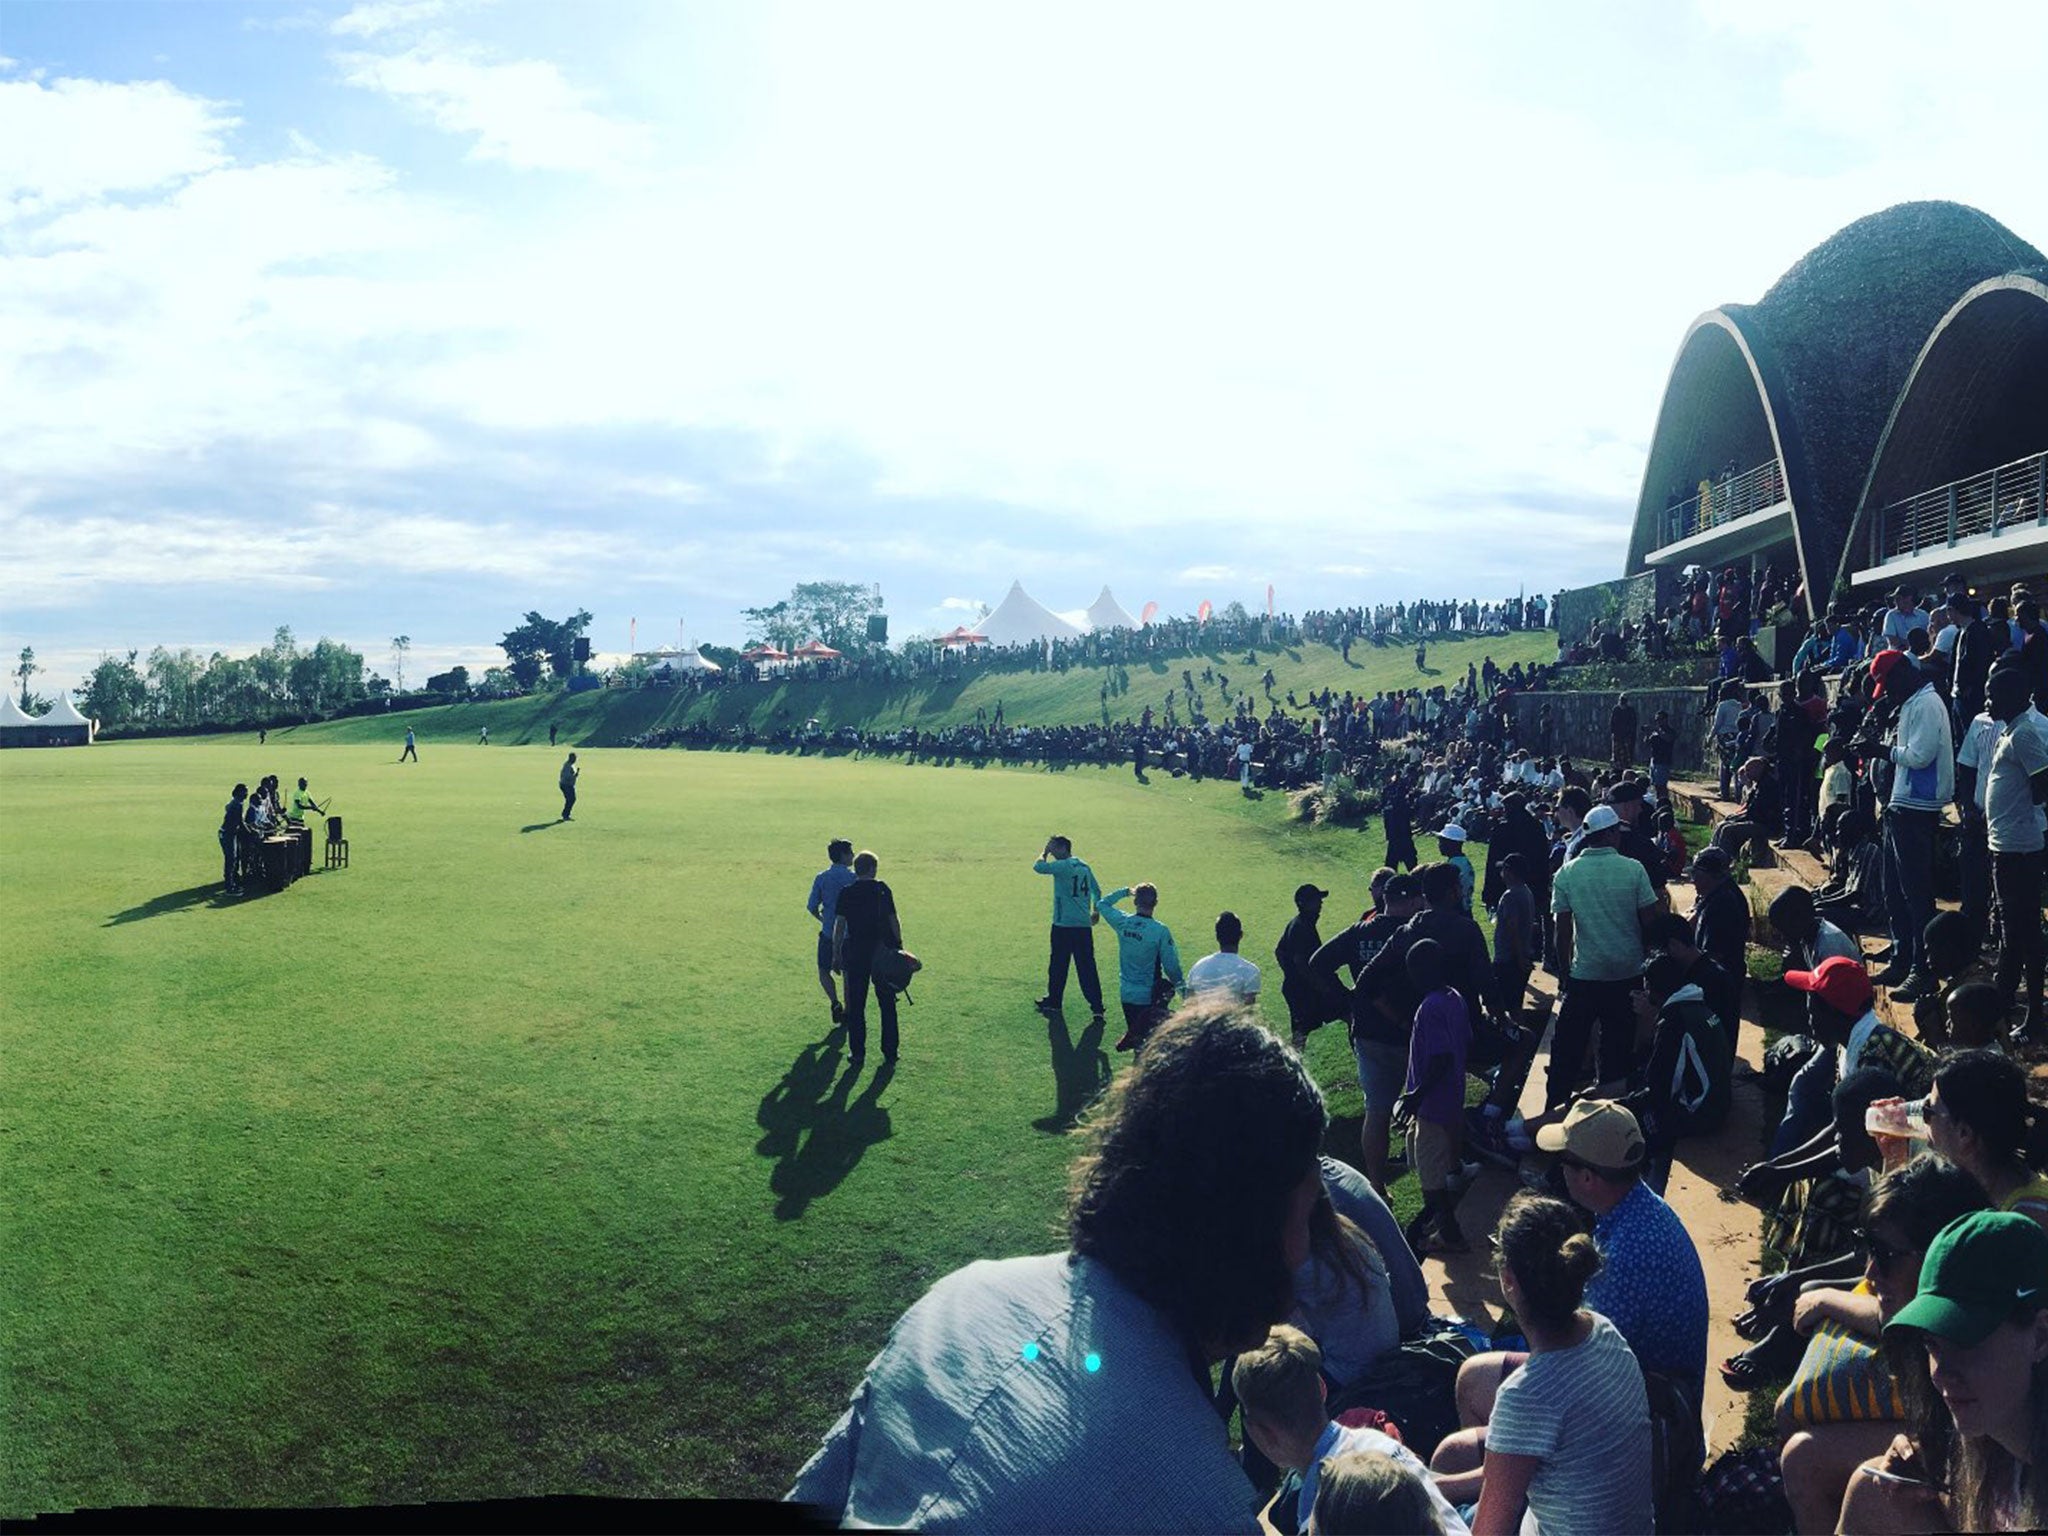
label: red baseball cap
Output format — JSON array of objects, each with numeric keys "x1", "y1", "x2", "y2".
[
  {"x1": 1784, "y1": 954, "x2": 1874, "y2": 1015},
  {"x1": 1869, "y1": 649, "x2": 1910, "y2": 698}
]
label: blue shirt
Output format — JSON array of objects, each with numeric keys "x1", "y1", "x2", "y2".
[
  {"x1": 1830, "y1": 626, "x2": 1860, "y2": 667},
  {"x1": 1583, "y1": 1180, "x2": 1709, "y2": 1404},
  {"x1": 1033, "y1": 856, "x2": 1103, "y2": 927},
  {"x1": 807, "y1": 864, "x2": 858, "y2": 931},
  {"x1": 1096, "y1": 888, "x2": 1184, "y2": 1004},
  {"x1": 786, "y1": 1253, "x2": 1259, "y2": 1532},
  {"x1": 1317, "y1": 1156, "x2": 1429, "y2": 1338}
]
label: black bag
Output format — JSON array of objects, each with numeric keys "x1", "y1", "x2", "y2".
[
  {"x1": 871, "y1": 945, "x2": 922, "y2": 1002},
  {"x1": 1693, "y1": 1443, "x2": 1793, "y2": 1534},
  {"x1": 1324, "y1": 1318, "x2": 1476, "y2": 1463},
  {"x1": 1644, "y1": 1368, "x2": 1707, "y2": 1534},
  {"x1": 1760, "y1": 1033, "x2": 1821, "y2": 1097}
]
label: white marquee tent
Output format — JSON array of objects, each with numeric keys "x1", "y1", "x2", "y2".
[
  {"x1": 978, "y1": 581, "x2": 1086, "y2": 645},
  {"x1": 1085, "y1": 586, "x2": 1141, "y2": 631},
  {"x1": 0, "y1": 691, "x2": 93, "y2": 747}
]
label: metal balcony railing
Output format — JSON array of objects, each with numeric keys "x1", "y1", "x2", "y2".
[
  {"x1": 1872, "y1": 449, "x2": 2048, "y2": 564},
  {"x1": 1659, "y1": 458, "x2": 1788, "y2": 547}
]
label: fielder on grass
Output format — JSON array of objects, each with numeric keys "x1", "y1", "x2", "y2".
[{"x1": 1032, "y1": 835, "x2": 1104, "y2": 1022}]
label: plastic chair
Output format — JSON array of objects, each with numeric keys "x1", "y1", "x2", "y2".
[{"x1": 325, "y1": 815, "x2": 349, "y2": 869}]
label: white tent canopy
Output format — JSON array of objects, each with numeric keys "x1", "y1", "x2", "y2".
[
  {"x1": 637, "y1": 647, "x2": 721, "y2": 673},
  {"x1": 0, "y1": 694, "x2": 31, "y2": 726},
  {"x1": 979, "y1": 581, "x2": 1085, "y2": 646},
  {"x1": 1085, "y1": 586, "x2": 1140, "y2": 631},
  {"x1": 43, "y1": 694, "x2": 90, "y2": 725}
]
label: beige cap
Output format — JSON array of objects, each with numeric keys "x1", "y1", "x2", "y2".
[{"x1": 1535, "y1": 1099, "x2": 1645, "y2": 1169}]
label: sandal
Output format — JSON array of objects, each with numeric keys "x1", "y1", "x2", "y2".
[{"x1": 1732, "y1": 1307, "x2": 1768, "y2": 1342}]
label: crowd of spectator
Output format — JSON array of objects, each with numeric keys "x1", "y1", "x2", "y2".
[{"x1": 781, "y1": 569, "x2": 2048, "y2": 1532}]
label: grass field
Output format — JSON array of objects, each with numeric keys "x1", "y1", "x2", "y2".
[
  {"x1": 1, "y1": 737, "x2": 1428, "y2": 1515},
  {"x1": 185, "y1": 629, "x2": 1557, "y2": 749}
]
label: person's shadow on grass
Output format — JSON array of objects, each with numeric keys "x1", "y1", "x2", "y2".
[
  {"x1": 105, "y1": 883, "x2": 238, "y2": 925},
  {"x1": 519, "y1": 820, "x2": 565, "y2": 832},
  {"x1": 756, "y1": 1029, "x2": 848, "y2": 1160},
  {"x1": 1033, "y1": 1011, "x2": 1111, "y2": 1134},
  {"x1": 767, "y1": 1056, "x2": 894, "y2": 1221}
]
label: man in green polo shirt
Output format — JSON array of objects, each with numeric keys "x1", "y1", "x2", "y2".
[{"x1": 1548, "y1": 805, "x2": 1658, "y2": 1111}]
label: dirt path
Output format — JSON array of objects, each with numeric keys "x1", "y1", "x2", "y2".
[{"x1": 1416, "y1": 860, "x2": 1776, "y2": 1452}]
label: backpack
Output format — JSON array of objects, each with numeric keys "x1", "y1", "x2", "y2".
[
  {"x1": 1644, "y1": 1368, "x2": 1707, "y2": 1533},
  {"x1": 1693, "y1": 1443, "x2": 1794, "y2": 1534},
  {"x1": 1324, "y1": 1317, "x2": 1477, "y2": 1463},
  {"x1": 870, "y1": 946, "x2": 922, "y2": 1002}
]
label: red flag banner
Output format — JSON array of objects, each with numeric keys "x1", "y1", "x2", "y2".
[
  {"x1": 1197, "y1": 600, "x2": 1213, "y2": 624},
  {"x1": 1141, "y1": 601, "x2": 1159, "y2": 626}
]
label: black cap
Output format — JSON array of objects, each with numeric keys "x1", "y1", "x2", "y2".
[{"x1": 1294, "y1": 883, "x2": 1329, "y2": 905}]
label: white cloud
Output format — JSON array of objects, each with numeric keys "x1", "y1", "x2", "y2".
[
  {"x1": 0, "y1": 76, "x2": 236, "y2": 215},
  {"x1": 937, "y1": 597, "x2": 985, "y2": 612},
  {"x1": 334, "y1": 38, "x2": 649, "y2": 174},
  {"x1": 329, "y1": 0, "x2": 458, "y2": 38},
  {"x1": 1177, "y1": 566, "x2": 1232, "y2": 584}
]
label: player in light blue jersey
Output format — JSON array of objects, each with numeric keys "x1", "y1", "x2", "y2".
[
  {"x1": 1032, "y1": 835, "x2": 1105, "y2": 1021},
  {"x1": 1097, "y1": 882, "x2": 1184, "y2": 1053}
]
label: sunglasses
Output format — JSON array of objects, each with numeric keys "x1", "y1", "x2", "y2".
[{"x1": 1856, "y1": 1230, "x2": 1919, "y2": 1269}]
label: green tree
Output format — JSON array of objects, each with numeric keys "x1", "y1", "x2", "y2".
[
  {"x1": 145, "y1": 646, "x2": 204, "y2": 726},
  {"x1": 743, "y1": 581, "x2": 882, "y2": 652},
  {"x1": 390, "y1": 635, "x2": 411, "y2": 695},
  {"x1": 14, "y1": 646, "x2": 36, "y2": 709},
  {"x1": 500, "y1": 609, "x2": 593, "y2": 685},
  {"x1": 425, "y1": 665, "x2": 471, "y2": 694},
  {"x1": 80, "y1": 651, "x2": 148, "y2": 729}
]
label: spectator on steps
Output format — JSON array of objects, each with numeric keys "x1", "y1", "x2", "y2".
[{"x1": 785, "y1": 1006, "x2": 1327, "y2": 1532}]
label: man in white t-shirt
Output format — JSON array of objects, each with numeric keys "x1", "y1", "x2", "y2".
[
  {"x1": 1188, "y1": 912, "x2": 1262, "y2": 1004},
  {"x1": 1237, "y1": 738, "x2": 1255, "y2": 787}
]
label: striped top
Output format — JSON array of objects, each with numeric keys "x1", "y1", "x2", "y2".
[{"x1": 1485, "y1": 1312, "x2": 1652, "y2": 1536}]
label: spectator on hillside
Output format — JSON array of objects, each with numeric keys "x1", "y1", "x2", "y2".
[
  {"x1": 1309, "y1": 1448, "x2": 1461, "y2": 1536},
  {"x1": 1189, "y1": 912, "x2": 1262, "y2": 1006},
  {"x1": 1427, "y1": 1193, "x2": 1653, "y2": 1536},
  {"x1": 1713, "y1": 755, "x2": 1784, "y2": 867},
  {"x1": 1868, "y1": 647, "x2": 1954, "y2": 998},
  {"x1": 785, "y1": 1007, "x2": 1326, "y2": 1531},
  {"x1": 1434, "y1": 824, "x2": 1475, "y2": 914},
  {"x1": 1815, "y1": 809, "x2": 1883, "y2": 931},
  {"x1": 1775, "y1": 1155, "x2": 1990, "y2": 1535},
  {"x1": 1687, "y1": 845, "x2": 1750, "y2": 1012},
  {"x1": 1710, "y1": 681, "x2": 1745, "y2": 799},
  {"x1": 1624, "y1": 955, "x2": 1735, "y2": 1191},
  {"x1": 1231, "y1": 1325, "x2": 1467, "y2": 1536},
  {"x1": 1842, "y1": 1212, "x2": 2048, "y2": 1533},
  {"x1": 1275, "y1": 884, "x2": 1330, "y2": 1051},
  {"x1": 1647, "y1": 911, "x2": 1740, "y2": 1054},
  {"x1": 1311, "y1": 874, "x2": 1426, "y2": 1197},
  {"x1": 1979, "y1": 666, "x2": 2048, "y2": 1035},
  {"x1": 1395, "y1": 939, "x2": 1473, "y2": 1257},
  {"x1": 1916, "y1": 1048, "x2": 2048, "y2": 1233},
  {"x1": 1538, "y1": 1098, "x2": 1709, "y2": 1407},
  {"x1": 1547, "y1": 807, "x2": 1658, "y2": 1111},
  {"x1": 1606, "y1": 779, "x2": 1671, "y2": 899},
  {"x1": 1610, "y1": 694, "x2": 1638, "y2": 769},
  {"x1": 1646, "y1": 708, "x2": 1675, "y2": 799}
]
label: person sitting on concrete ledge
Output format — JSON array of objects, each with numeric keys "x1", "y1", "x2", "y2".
[{"x1": 1712, "y1": 755, "x2": 1783, "y2": 868}]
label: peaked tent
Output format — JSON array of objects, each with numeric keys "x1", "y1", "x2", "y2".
[
  {"x1": 0, "y1": 691, "x2": 91, "y2": 747},
  {"x1": 978, "y1": 581, "x2": 1085, "y2": 646},
  {"x1": 1085, "y1": 586, "x2": 1140, "y2": 631}
]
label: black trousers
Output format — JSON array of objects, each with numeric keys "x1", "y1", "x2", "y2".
[
  {"x1": 843, "y1": 961, "x2": 899, "y2": 1060},
  {"x1": 1994, "y1": 849, "x2": 2045, "y2": 1020},
  {"x1": 1046, "y1": 925, "x2": 1104, "y2": 1012},
  {"x1": 1548, "y1": 976, "x2": 1636, "y2": 1111},
  {"x1": 562, "y1": 785, "x2": 577, "y2": 819},
  {"x1": 1121, "y1": 1000, "x2": 1165, "y2": 1051}
]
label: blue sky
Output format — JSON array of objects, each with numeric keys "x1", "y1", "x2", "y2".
[{"x1": 5, "y1": 0, "x2": 2047, "y2": 688}]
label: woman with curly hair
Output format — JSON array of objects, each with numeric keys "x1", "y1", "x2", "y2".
[{"x1": 787, "y1": 1001, "x2": 1326, "y2": 1531}]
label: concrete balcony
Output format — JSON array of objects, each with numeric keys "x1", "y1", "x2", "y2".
[
  {"x1": 1643, "y1": 457, "x2": 1792, "y2": 568},
  {"x1": 1849, "y1": 448, "x2": 2048, "y2": 589}
]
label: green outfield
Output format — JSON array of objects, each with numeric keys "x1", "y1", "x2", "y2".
[{"x1": 1, "y1": 738, "x2": 1421, "y2": 1515}]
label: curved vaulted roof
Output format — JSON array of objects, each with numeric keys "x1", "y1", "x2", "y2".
[
  {"x1": 1629, "y1": 201, "x2": 2045, "y2": 610},
  {"x1": 1837, "y1": 271, "x2": 2048, "y2": 585}
]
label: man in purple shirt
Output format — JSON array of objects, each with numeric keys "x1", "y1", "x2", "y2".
[{"x1": 1396, "y1": 938, "x2": 1472, "y2": 1255}]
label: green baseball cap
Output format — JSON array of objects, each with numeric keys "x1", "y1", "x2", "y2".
[{"x1": 1886, "y1": 1210, "x2": 2048, "y2": 1346}]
